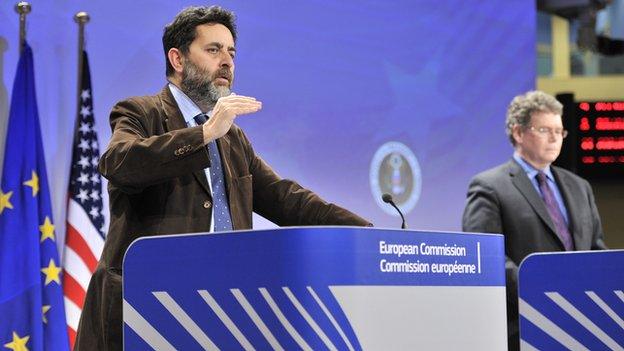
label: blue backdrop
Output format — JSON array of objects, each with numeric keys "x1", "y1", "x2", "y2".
[{"x1": 0, "y1": 1, "x2": 535, "y2": 249}]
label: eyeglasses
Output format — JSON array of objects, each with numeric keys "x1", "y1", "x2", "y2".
[{"x1": 527, "y1": 126, "x2": 568, "y2": 139}]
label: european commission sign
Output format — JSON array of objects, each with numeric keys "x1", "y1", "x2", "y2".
[{"x1": 123, "y1": 227, "x2": 506, "y2": 350}]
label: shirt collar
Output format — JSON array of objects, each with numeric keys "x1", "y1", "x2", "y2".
[
  {"x1": 513, "y1": 153, "x2": 554, "y2": 182},
  {"x1": 168, "y1": 83, "x2": 203, "y2": 124}
]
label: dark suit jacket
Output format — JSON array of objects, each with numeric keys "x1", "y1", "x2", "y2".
[
  {"x1": 74, "y1": 86, "x2": 371, "y2": 350},
  {"x1": 462, "y1": 159, "x2": 606, "y2": 350}
]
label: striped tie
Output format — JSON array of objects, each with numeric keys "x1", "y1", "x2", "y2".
[{"x1": 536, "y1": 172, "x2": 574, "y2": 250}]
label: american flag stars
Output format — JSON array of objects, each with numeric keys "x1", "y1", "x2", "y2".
[
  {"x1": 79, "y1": 122, "x2": 91, "y2": 134},
  {"x1": 77, "y1": 173, "x2": 89, "y2": 185},
  {"x1": 80, "y1": 105, "x2": 91, "y2": 119},
  {"x1": 63, "y1": 52, "x2": 107, "y2": 348},
  {"x1": 80, "y1": 88, "x2": 91, "y2": 101},
  {"x1": 68, "y1": 87, "x2": 104, "y2": 235},
  {"x1": 78, "y1": 138, "x2": 90, "y2": 152}
]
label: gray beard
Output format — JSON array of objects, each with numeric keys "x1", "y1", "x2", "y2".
[{"x1": 180, "y1": 61, "x2": 231, "y2": 111}]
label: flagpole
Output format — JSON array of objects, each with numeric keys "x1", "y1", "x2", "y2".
[
  {"x1": 74, "y1": 12, "x2": 90, "y2": 108},
  {"x1": 14, "y1": 1, "x2": 31, "y2": 53},
  {"x1": 64, "y1": 13, "x2": 105, "y2": 348}
]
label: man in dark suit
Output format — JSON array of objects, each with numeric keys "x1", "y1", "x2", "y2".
[
  {"x1": 462, "y1": 90, "x2": 607, "y2": 351},
  {"x1": 75, "y1": 6, "x2": 371, "y2": 350}
]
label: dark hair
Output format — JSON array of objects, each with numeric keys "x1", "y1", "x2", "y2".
[{"x1": 163, "y1": 6, "x2": 237, "y2": 77}]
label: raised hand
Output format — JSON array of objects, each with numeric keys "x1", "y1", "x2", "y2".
[{"x1": 203, "y1": 94, "x2": 262, "y2": 143}]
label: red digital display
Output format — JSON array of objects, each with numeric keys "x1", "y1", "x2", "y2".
[
  {"x1": 595, "y1": 117, "x2": 624, "y2": 131},
  {"x1": 577, "y1": 101, "x2": 624, "y2": 178}
]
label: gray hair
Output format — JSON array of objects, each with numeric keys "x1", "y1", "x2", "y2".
[{"x1": 505, "y1": 90, "x2": 563, "y2": 145}]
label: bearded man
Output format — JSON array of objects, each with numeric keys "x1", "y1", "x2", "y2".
[{"x1": 74, "y1": 6, "x2": 371, "y2": 350}]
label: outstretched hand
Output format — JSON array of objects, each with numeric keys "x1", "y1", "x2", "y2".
[{"x1": 203, "y1": 94, "x2": 262, "y2": 143}]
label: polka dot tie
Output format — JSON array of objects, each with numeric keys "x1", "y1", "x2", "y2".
[{"x1": 194, "y1": 114, "x2": 233, "y2": 232}]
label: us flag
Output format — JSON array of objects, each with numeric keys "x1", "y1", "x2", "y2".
[{"x1": 62, "y1": 50, "x2": 105, "y2": 348}]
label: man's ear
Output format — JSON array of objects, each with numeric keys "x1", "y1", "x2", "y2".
[
  {"x1": 168, "y1": 48, "x2": 184, "y2": 74},
  {"x1": 512, "y1": 124, "x2": 523, "y2": 145}
]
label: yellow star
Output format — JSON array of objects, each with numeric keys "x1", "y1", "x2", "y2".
[
  {"x1": 23, "y1": 171, "x2": 39, "y2": 197},
  {"x1": 3, "y1": 331, "x2": 29, "y2": 351},
  {"x1": 42, "y1": 305, "x2": 51, "y2": 324},
  {"x1": 39, "y1": 216, "x2": 55, "y2": 242},
  {"x1": 41, "y1": 259, "x2": 61, "y2": 286},
  {"x1": 0, "y1": 188, "x2": 14, "y2": 215}
]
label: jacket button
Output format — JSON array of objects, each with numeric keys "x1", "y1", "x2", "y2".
[{"x1": 203, "y1": 200, "x2": 212, "y2": 209}]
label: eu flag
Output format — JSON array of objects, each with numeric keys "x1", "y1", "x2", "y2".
[{"x1": 0, "y1": 43, "x2": 70, "y2": 350}]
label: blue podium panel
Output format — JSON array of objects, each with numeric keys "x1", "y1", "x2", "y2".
[
  {"x1": 519, "y1": 250, "x2": 624, "y2": 351},
  {"x1": 123, "y1": 227, "x2": 506, "y2": 350}
]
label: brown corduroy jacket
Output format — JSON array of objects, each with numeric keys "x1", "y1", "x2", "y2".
[{"x1": 74, "y1": 86, "x2": 371, "y2": 350}]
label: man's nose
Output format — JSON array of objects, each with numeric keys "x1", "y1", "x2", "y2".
[
  {"x1": 220, "y1": 52, "x2": 233, "y2": 68},
  {"x1": 548, "y1": 131, "x2": 558, "y2": 142}
]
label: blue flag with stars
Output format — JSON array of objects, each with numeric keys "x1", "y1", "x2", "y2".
[{"x1": 0, "y1": 43, "x2": 70, "y2": 350}]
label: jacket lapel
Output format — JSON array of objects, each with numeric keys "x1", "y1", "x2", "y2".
[
  {"x1": 158, "y1": 85, "x2": 212, "y2": 196},
  {"x1": 508, "y1": 159, "x2": 559, "y2": 238}
]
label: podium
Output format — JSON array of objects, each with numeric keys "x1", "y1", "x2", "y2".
[
  {"x1": 519, "y1": 250, "x2": 624, "y2": 350},
  {"x1": 122, "y1": 227, "x2": 506, "y2": 350}
]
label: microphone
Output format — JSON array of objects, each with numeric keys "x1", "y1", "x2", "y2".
[{"x1": 382, "y1": 193, "x2": 407, "y2": 229}]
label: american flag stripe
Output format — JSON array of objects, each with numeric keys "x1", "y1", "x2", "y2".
[
  {"x1": 66, "y1": 221, "x2": 99, "y2": 270},
  {"x1": 67, "y1": 199, "x2": 104, "y2": 259},
  {"x1": 65, "y1": 297, "x2": 82, "y2": 331},
  {"x1": 63, "y1": 272, "x2": 86, "y2": 309},
  {"x1": 67, "y1": 327, "x2": 77, "y2": 348},
  {"x1": 63, "y1": 50, "x2": 106, "y2": 349},
  {"x1": 64, "y1": 246, "x2": 93, "y2": 291}
]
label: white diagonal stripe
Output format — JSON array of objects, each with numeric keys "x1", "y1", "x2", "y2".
[
  {"x1": 68, "y1": 199, "x2": 104, "y2": 259},
  {"x1": 545, "y1": 292, "x2": 624, "y2": 351},
  {"x1": 231, "y1": 289, "x2": 283, "y2": 351},
  {"x1": 153, "y1": 291, "x2": 218, "y2": 350},
  {"x1": 520, "y1": 339, "x2": 540, "y2": 351},
  {"x1": 586, "y1": 291, "x2": 624, "y2": 330},
  {"x1": 123, "y1": 299, "x2": 176, "y2": 351},
  {"x1": 259, "y1": 287, "x2": 312, "y2": 351},
  {"x1": 197, "y1": 290, "x2": 254, "y2": 351},
  {"x1": 283, "y1": 287, "x2": 337, "y2": 351},
  {"x1": 64, "y1": 297, "x2": 81, "y2": 330},
  {"x1": 282, "y1": 286, "x2": 337, "y2": 350},
  {"x1": 307, "y1": 286, "x2": 355, "y2": 351},
  {"x1": 519, "y1": 298, "x2": 588, "y2": 351},
  {"x1": 63, "y1": 247, "x2": 91, "y2": 291},
  {"x1": 616, "y1": 290, "x2": 624, "y2": 303}
]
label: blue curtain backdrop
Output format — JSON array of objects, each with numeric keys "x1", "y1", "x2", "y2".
[{"x1": 0, "y1": 1, "x2": 535, "y2": 248}]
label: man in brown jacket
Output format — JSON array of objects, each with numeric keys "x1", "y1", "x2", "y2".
[{"x1": 74, "y1": 6, "x2": 371, "y2": 350}]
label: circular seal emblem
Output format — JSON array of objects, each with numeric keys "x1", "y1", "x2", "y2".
[{"x1": 370, "y1": 141, "x2": 422, "y2": 216}]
